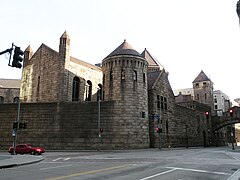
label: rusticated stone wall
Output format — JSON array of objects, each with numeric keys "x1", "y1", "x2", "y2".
[{"x1": 0, "y1": 101, "x2": 149, "y2": 151}]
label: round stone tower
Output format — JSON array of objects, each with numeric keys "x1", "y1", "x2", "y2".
[{"x1": 102, "y1": 40, "x2": 149, "y2": 148}]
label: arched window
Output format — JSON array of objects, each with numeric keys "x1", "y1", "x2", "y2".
[
  {"x1": 0, "y1": 96, "x2": 4, "y2": 103},
  {"x1": 72, "y1": 77, "x2": 80, "y2": 101},
  {"x1": 13, "y1": 97, "x2": 19, "y2": 103},
  {"x1": 85, "y1": 80, "x2": 92, "y2": 101}
]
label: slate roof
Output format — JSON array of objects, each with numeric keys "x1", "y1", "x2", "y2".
[
  {"x1": 141, "y1": 48, "x2": 164, "y2": 70},
  {"x1": 147, "y1": 71, "x2": 161, "y2": 89},
  {"x1": 0, "y1": 79, "x2": 21, "y2": 88},
  {"x1": 192, "y1": 70, "x2": 211, "y2": 83},
  {"x1": 104, "y1": 40, "x2": 142, "y2": 59}
]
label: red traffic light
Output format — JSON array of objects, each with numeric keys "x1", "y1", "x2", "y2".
[
  {"x1": 229, "y1": 109, "x2": 233, "y2": 117},
  {"x1": 205, "y1": 111, "x2": 209, "y2": 119},
  {"x1": 99, "y1": 128, "x2": 103, "y2": 133}
]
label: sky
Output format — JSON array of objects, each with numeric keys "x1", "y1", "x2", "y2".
[{"x1": 0, "y1": 0, "x2": 239, "y2": 103}]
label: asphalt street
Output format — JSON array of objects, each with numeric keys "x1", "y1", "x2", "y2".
[{"x1": 0, "y1": 147, "x2": 240, "y2": 180}]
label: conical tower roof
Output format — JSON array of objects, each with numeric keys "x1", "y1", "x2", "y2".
[
  {"x1": 60, "y1": 31, "x2": 70, "y2": 39},
  {"x1": 104, "y1": 40, "x2": 142, "y2": 59},
  {"x1": 192, "y1": 70, "x2": 211, "y2": 83},
  {"x1": 25, "y1": 45, "x2": 33, "y2": 53}
]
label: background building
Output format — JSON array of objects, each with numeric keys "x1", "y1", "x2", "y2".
[{"x1": 0, "y1": 79, "x2": 20, "y2": 103}]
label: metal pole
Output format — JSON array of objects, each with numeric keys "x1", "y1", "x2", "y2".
[
  {"x1": 231, "y1": 122, "x2": 235, "y2": 150},
  {"x1": 158, "y1": 119, "x2": 162, "y2": 150},
  {"x1": 98, "y1": 95, "x2": 101, "y2": 138},
  {"x1": 13, "y1": 99, "x2": 20, "y2": 155},
  {"x1": 186, "y1": 125, "x2": 188, "y2": 148}
]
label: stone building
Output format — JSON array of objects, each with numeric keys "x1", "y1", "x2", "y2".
[
  {"x1": 0, "y1": 79, "x2": 20, "y2": 103},
  {"x1": 0, "y1": 32, "x2": 211, "y2": 150},
  {"x1": 21, "y1": 31, "x2": 102, "y2": 103}
]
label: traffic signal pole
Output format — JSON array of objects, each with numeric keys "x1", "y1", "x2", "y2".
[
  {"x1": 0, "y1": 44, "x2": 13, "y2": 64},
  {"x1": 12, "y1": 100, "x2": 21, "y2": 155},
  {"x1": 0, "y1": 43, "x2": 24, "y2": 68}
]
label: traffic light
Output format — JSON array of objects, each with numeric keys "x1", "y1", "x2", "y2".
[
  {"x1": 99, "y1": 128, "x2": 103, "y2": 133},
  {"x1": 141, "y1": 111, "x2": 146, "y2": 118},
  {"x1": 12, "y1": 121, "x2": 18, "y2": 129},
  {"x1": 23, "y1": 122, "x2": 28, "y2": 129},
  {"x1": 205, "y1": 111, "x2": 209, "y2": 120},
  {"x1": 12, "y1": 46, "x2": 24, "y2": 68},
  {"x1": 19, "y1": 122, "x2": 28, "y2": 129},
  {"x1": 156, "y1": 127, "x2": 160, "y2": 133},
  {"x1": 229, "y1": 109, "x2": 233, "y2": 117}
]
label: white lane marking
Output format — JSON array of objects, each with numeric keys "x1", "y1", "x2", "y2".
[
  {"x1": 139, "y1": 169, "x2": 176, "y2": 180},
  {"x1": 166, "y1": 167, "x2": 231, "y2": 175},
  {"x1": 52, "y1": 158, "x2": 62, "y2": 162},
  {"x1": 40, "y1": 164, "x2": 72, "y2": 170},
  {"x1": 63, "y1": 158, "x2": 70, "y2": 161}
]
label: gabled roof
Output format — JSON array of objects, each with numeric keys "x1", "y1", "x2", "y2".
[
  {"x1": 141, "y1": 48, "x2": 164, "y2": 70},
  {"x1": 0, "y1": 79, "x2": 20, "y2": 88},
  {"x1": 192, "y1": 70, "x2": 211, "y2": 83},
  {"x1": 147, "y1": 71, "x2": 161, "y2": 90},
  {"x1": 104, "y1": 40, "x2": 142, "y2": 59},
  {"x1": 70, "y1": 56, "x2": 102, "y2": 72}
]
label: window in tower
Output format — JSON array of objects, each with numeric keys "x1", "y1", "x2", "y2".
[
  {"x1": 72, "y1": 77, "x2": 80, "y2": 101},
  {"x1": 121, "y1": 70, "x2": 125, "y2": 80},
  {"x1": 133, "y1": 70, "x2": 137, "y2": 81},
  {"x1": 196, "y1": 83, "x2": 199, "y2": 87},
  {"x1": 143, "y1": 73, "x2": 146, "y2": 83},
  {"x1": 204, "y1": 93, "x2": 207, "y2": 100},
  {"x1": 103, "y1": 74, "x2": 105, "y2": 85},
  {"x1": 110, "y1": 71, "x2": 113, "y2": 82},
  {"x1": 62, "y1": 38, "x2": 66, "y2": 45}
]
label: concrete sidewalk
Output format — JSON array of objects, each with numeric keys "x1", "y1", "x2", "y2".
[{"x1": 0, "y1": 155, "x2": 44, "y2": 169}]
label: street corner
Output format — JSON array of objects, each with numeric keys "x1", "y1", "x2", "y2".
[{"x1": 0, "y1": 155, "x2": 44, "y2": 169}]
